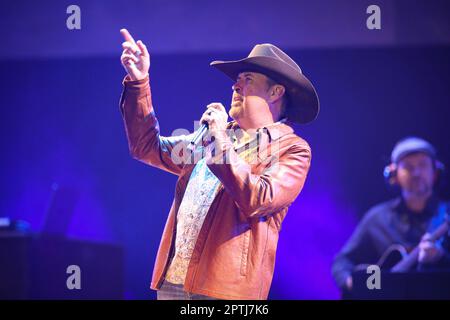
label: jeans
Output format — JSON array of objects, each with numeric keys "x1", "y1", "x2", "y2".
[{"x1": 156, "y1": 280, "x2": 219, "y2": 300}]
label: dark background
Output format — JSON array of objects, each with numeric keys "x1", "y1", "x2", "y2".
[{"x1": 0, "y1": 0, "x2": 449, "y2": 299}]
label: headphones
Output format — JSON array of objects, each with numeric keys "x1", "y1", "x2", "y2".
[
  {"x1": 383, "y1": 137, "x2": 446, "y2": 188},
  {"x1": 383, "y1": 159, "x2": 446, "y2": 186}
]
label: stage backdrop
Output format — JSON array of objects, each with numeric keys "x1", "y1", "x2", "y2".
[{"x1": 1, "y1": 45, "x2": 449, "y2": 299}]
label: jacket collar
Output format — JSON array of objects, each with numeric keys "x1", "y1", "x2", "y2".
[{"x1": 226, "y1": 119, "x2": 294, "y2": 142}]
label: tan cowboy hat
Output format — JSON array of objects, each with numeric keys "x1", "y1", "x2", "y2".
[{"x1": 210, "y1": 43, "x2": 319, "y2": 124}]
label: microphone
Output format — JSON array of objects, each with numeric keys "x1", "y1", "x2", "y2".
[{"x1": 187, "y1": 122, "x2": 209, "y2": 152}]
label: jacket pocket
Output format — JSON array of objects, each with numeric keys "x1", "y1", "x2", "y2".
[{"x1": 240, "y1": 227, "x2": 251, "y2": 276}]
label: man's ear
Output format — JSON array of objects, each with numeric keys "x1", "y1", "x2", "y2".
[{"x1": 268, "y1": 85, "x2": 285, "y2": 103}]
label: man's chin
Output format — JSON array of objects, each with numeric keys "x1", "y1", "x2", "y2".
[
  {"x1": 407, "y1": 186, "x2": 432, "y2": 197},
  {"x1": 229, "y1": 107, "x2": 242, "y2": 120}
]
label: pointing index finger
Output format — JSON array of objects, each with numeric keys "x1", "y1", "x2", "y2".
[{"x1": 120, "y1": 28, "x2": 137, "y2": 46}]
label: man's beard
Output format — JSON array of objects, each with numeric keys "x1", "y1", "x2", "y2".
[
  {"x1": 407, "y1": 177, "x2": 432, "y2": 197},
  {"x1": 229, "y1": 103, "x2": 243, "y2": 120}
]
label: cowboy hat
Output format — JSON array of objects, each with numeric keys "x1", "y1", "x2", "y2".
[{"x1": 210, "y1": 43, "x2": 319, "y2": 124}]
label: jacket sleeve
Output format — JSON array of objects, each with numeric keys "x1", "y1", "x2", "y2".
[
  {"x1": 119, "y1": 75, "x2": 193, "y2": 175},
  {"x1": 331, "y1": 213, "x2": 378, "y2": 290},
  {"x1": 206, "y1": 136, "x2": 311, "y2": 219}
]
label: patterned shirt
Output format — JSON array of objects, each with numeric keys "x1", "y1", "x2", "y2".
[{"x1": 164, "y1": 158, "x2": 222, "y2": 284}]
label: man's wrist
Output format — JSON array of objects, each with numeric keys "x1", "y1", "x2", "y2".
[
  {"x1": 205, "y1": 130, "x2": 234, "y2": 165},
  {"x1": 212, "y1": 130, "x2": 232, "y2": 152},
  {"x1": 124, "y1": 73, "x2": 149, "y2": 83}
]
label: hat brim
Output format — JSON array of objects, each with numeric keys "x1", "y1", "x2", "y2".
[{"x1": 210, "y1": 56, "x2": 319, "y2": 124}]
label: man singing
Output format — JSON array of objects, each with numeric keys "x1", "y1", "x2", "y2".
[{"x1": 119, "y1": 29, "x2": 319, "y2": 300}]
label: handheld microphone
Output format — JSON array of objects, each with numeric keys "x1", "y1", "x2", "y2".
[{"x1": 187, "y1": 122, "x2": 209, "y2": 152}]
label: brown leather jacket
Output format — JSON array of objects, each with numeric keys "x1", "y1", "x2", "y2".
[{"x1": 120, "y1": 75, "x2": 312, "y2": 300}]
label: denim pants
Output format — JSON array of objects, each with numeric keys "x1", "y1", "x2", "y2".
[{"x1": 156, "y1": 280, "x2": 219, "y2": 300}]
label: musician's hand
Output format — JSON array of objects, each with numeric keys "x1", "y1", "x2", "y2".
[
  {"x1": 418, "y1": 233, "x2": 445, "y2": 264},
  {"x1": 199, "y1": 103, "x2": 229, "y2": 160},
  {"x1": 120, "y1": 28, "x2": 150, "y2": 81},
  {"x1": 199, "y1": 103, "x2": 228, "y2": 141},
  {"x1": 199, "y1": 103, "x2": 228, "y2": 133}
]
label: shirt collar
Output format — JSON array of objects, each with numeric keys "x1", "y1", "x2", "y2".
[{"x1": 394, "y1": 194, "x2": 440, "y2": 222}]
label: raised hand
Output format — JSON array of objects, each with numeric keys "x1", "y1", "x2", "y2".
[{"x1": 120, "y1": 28, "x2": 150, "y2": 81}]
